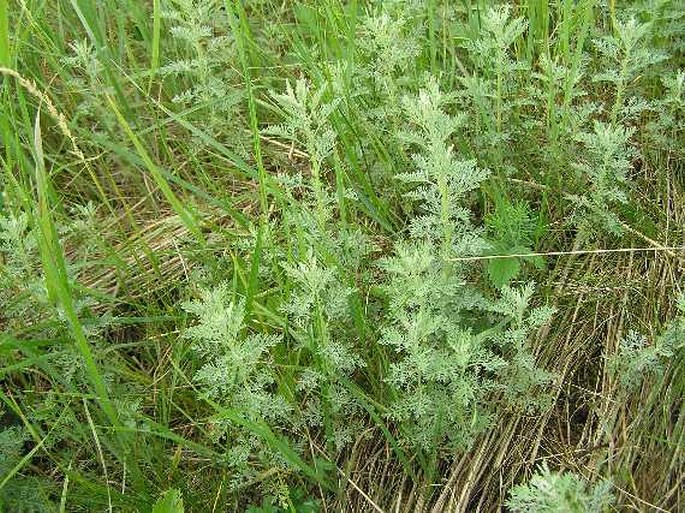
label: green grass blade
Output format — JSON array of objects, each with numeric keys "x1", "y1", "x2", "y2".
[
  {"x1": 224, "y1": 0, "x2": 269, "y2": 221},
  {"x1": 148, "y1": 0, "x2": 161, "y2": 94},
  {"x1": 106, "y1": 95, "x2": 204, "y2": 244},
  {"x1": 0, "y1": 0, "x2": 9, "y2": 67},
  {"x1": 32, "y1": 110, "x2": 119, "y2": 427}
]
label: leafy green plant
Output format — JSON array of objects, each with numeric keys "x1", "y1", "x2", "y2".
[
  {"x1": 60, "y1": 39, "x2": 116, "y2": 134},
  {"x1": 0, "y1": 426, "x2": 54, "y2": 512},
  {"x1": 458, "y1": 5, "x2": 528, "y2": 169},
  {"x1": 379, "y1": 240, "x2": 497, "y2": 451},
  {"x1": 396, "y1": 79, "x2": 488, "y2": 254},
  {"x1": 160, "y1": 0, "x2": 246, "y2": 151},
  {"x1": 378, "y1": 82, "x2": 554, "y2": 452},
  {"x1": 266, "y1": 78, "x2": 339, "y2": 228},
  {"x1": 485, "y1": 198, "x2": 544, "y2": 289},
  {"x1": 183, "y1": 285, "x2": 292, "y2": 483},
  {"x1": 646, "y1": 70, "x2": 685, "y2": 155},
  {"x1": 610, "y1": 295, "x2": 685, "y2": 393},
  {"x1": 246, "y1": 491, "x2": 318, "y2": 513},
  {"x1": 0, "y1": 209, "x2": 107, "y2": 338},
  {"x1": 506, "y1": 463, "x2": 614, "y2": 513},
  {"x1": 592, "y1": 16, "x2": 666, "y2": 122},
  {"x1": 570, "y1": 120, "x2": 635, "y2": 239},
  {"x1": 281, "y1": 251, "x2": 366, "y2": 452},
  {"x1": 2, "y1": 0, "x2": 684, "y2": 510},
  {"x1": 357, "y1": 9, "x2": 421, "y2": 107},
  {"x1": 152, "y1": 488, "x2": 185, "y2": 513},
  {"x1": 0, "y1": 212, "x2": 48, "y2": 330},
  {"x1": 489, "y1": 284, "x2": 556, "y2": 413}
]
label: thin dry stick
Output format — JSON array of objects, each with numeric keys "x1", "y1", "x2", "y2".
[
  {"x1": 311, "y1": 443, "x2": 386, "y2": 513},
  {"x1": 342, "y1": 471, "x2": 386, "y2": 513},
  {"x1": 449, "y1": 245, "x2": 685, "y2": 262},
  {"x1": 83, "y1": 399, "x2": 113, "y2": 513},
  {"x1": 211, "y1": 480, "x2": 223, "y2": 513},
  {"x1": 580, "y1": 463, "x2": 671, "y2": 513},
  {"x1": 253, "y1": 131, "x2": 309, "y2": 159}
]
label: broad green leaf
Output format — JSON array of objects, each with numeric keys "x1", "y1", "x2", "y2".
[{"x1": 152, "y1": 489, "x2": 184, "y2": 513}]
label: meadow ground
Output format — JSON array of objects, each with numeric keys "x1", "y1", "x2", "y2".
[{"x1": 0, "y1": 1, "x2": 684, "y2": 511}]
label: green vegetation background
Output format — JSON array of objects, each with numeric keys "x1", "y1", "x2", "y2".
[{"x1": 0, "y1": 0, "x2": 683, "y2": 511}]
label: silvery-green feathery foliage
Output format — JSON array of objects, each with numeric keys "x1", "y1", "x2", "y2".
[
  {"x1": 266, "y1": 79, "x2": 339, "y2": 168},
  {"x1": 160, "y1": 0, "x2": 245, "y2": 150},
  {"x1": 60, "y1": 40, "x2": 116, "y2": 134},
  {"x1": 4, "y1": 0, "x2": 685, "y2": 510},
  {"x1": 570, "y1": 121, "x2": 635, "y2": 238},
  {"x1": 396, "y1": 80, "x2": 488, "y2": 254},
  {"x1": 647, "y1": 70, "x2": 685, "y2": 155},
  {"x1": 183, "y1": 285, "x2": 289, "y2": 421},
  {"x1": 380, "y1": 247, "x2": 554, "y2": 450},
  {"x1": 266, "y1": 78, "x2": 340, "y2": 226},
  {"x1": 338, "y1": 3, "x2": 428, "y2": 183},
  {"x1": 0, "y1": 213, "x2": 48, "y2": 328},
  {"x1": 458, "y1": 6, "x2": 529, "y2": 164},
  {"x1": 380, "y1": 240, "x2": 499, "y2": 450},
  {"x1": 489, "y1": 284, "x2": 556, "y2": 412},
  {"x1": 531, "y1": 51, "x2": 596, "y2": 149},
  {"x1": 592, "y1": 16, "x2": 667, "y2": 122},
  {"x1": 641, "y1": 0, "x2": 685, "y2": 57},
  {"x1": 282, "y1": 251, "x2": 365, "y2": 451},
  {"x1": 261, "y1": 76, "x2": 374, "y2": 451},
  {"x1": 357, "y1": 9, "x2": 421, "y2": 105},
  {"x1": 0, "y1": 209, "x2": 110, "y2": 503},
  {"x1": 183, "y1": 285, "x2": 292, "y2": 481},
  {"x1": 0, "y1": 211, "x2": 103, "y2": 336},
  {"x1": 610, "y1": 295, "x2": 685, "y2": 393},
  {"x1": 506, "y1": 463, "x2": 614, "y2": 513},
  {"x1": 380, "y1": 82, "x2": 553, "y2": 451},
  {"x1": 0, "y1": 425, "x2": 54, "y2": 512}
]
